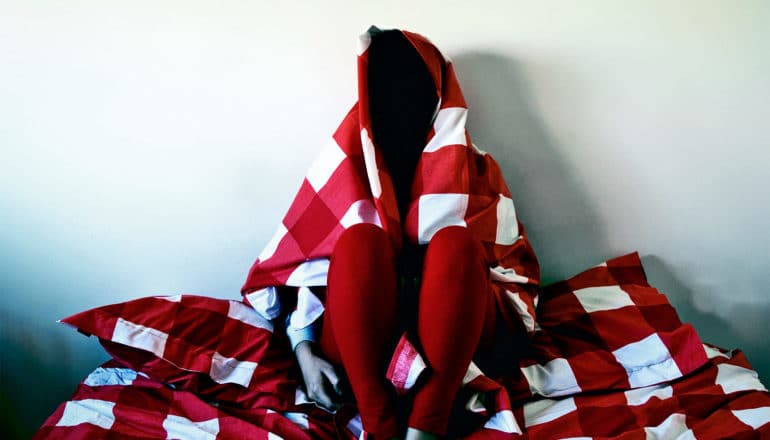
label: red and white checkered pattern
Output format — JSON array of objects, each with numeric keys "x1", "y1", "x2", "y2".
[
  {"x1": 36, "y1": 348, "x2": 769, "y2": 439},
  {"x1": 43, "y1": 253, "x2": 770, "y2": 438},
  {"x1": 518, "y1": 252, "x2": 709, "y2": 399},
  {"x1": 386, "y1": 253, "x2": 709, "y2": 401},
  {"x1": 61, "y1": 295, "x2": 276, "y2": 390},
  {"x1": 35, "y1": 360, "x2": 351, "y2": 440},
  {"x1": 241, "y1": 27, "x2": 540, "y2": 333}
]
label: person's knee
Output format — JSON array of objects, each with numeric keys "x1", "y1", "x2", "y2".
[
  {"x1": 332, "y1": 222, "x2": 396, "y2": 274},
  {"x1": 335, "y1": 223, "x2": 391, "y2": 255},
  {"x1": 426, "y1": 226, "x2": 485, "y2": 263}
]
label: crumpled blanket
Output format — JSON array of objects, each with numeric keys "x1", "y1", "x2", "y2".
[{"x1": 38, "y1": 253, "x2": 770, "y2": 438}]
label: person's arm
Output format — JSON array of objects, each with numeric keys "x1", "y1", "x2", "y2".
[
  {"x1": 294, "y1": 337, "x2": 343, "y2": 411},
  {"x1": 285, "y1": 312, "x2": 320, "y2": 351},
  {"x1": 285, "y1": 288, "x2": 345, "y2": 411}
]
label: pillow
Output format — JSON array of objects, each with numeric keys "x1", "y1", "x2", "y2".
[
  {"x1": 61, "y1": 294, "x2": 298, "y2": 408},
  {"x1": 507, "y1": 252, "x2": 710, "y2": 401}
]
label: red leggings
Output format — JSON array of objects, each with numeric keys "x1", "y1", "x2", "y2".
[{"x1": 320, "y1": 223, "x2": 494, "y2": 438}]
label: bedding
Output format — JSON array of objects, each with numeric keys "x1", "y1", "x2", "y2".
[{"x1": 36, "y1": 253, "x2": 770, "y2": 438}]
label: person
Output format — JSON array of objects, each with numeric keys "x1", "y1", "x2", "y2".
[{"x1": 242, "y1": 27, "x2": 540, "y2": 439}]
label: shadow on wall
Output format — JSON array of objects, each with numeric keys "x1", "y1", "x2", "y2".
[
  {"x1": 452, "y1": 51, "x2": 612, "y2": 283},
  {"x1": 452, "y1": 51, "x2": 769, "y2": 385},
  {"x1": 0, "y1": 307, "x2": 108, "y2": 439}
]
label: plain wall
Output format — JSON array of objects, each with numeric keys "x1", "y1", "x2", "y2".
[{"x1": 1, "y1": 1, "x2": 768, "y2": 436}]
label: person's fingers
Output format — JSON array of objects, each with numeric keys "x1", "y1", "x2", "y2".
[
  {"x1": 322, "y1": 364, "x2": 343, "y2": 396},
  {"x1": 308, "y1": 380, "x2": 336, "y2": 410}
]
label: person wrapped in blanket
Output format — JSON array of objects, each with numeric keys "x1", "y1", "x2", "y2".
[{"x1": 241, "y1": 27, "x2": 540, "y2": 439}]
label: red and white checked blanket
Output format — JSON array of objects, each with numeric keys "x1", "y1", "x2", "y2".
[
  {"x1": 240, "y1": 26, "x2": 540, "y2": 336},
  {"x1": 39, "y1": 254, "x2": 770, "y2": 438},
  {"x1": 35, "y1": 348, "x2": 770, "y2": 439}
]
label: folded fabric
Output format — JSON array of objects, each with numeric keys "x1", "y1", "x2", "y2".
[{"x1": 59, "y1": 294, "x2": 303, "y2": 411}]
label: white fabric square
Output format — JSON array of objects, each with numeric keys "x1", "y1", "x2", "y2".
[
  {"x1": 84, "y1": 367, "x2": 145, "y2": 387},
  {"x1": 306, "y1": 138, "x2": 347, "y2": 192},
  {"x1": 111, "y1": 317, "x2": 168, "y2": 358},
  {"x1": 715, "y1": 363, "x2": 768, "y2": 394},
  {"x1": 227, "y1": 300, "x2": 273, "y2": 331},
  {"x1": 156, "y1": 294, "x2": 182, "y2": 302},
  {"x1": 521, "y1": 357, "x2": 581, "y2": 397},
  {"x1": 424, "y1": 107, "x2": 468, "y2": 152},
  {"x1": 360, "y1": 128, "x2": 382, "y2": 198},
  {"x1": 506, "y1": 290, "x2": 535, "y2": 334},
  {"x1": 495, "y1": 194, "x2": 519, "y2": 245},
  {"x1": 245, "y1": 286, "x2": 282, "y2": 320},
  {"x1": 57, "y1": 399, "x2": 116, "y2": 429},
  {"x1": 282, "y1": 412, "x2": 310, "y2": 430},
  {"x1": 340, "y1": 199, "x2": 382, "y2": 228},
  {"x1": 643, "y1": 413, "x2": 693, "y2": 439},
  {"x1": 612, "y1": 333, "x2": 682, "y2": 388},
  {"x1": 490, "y1": 265, "x2": 529, "y2": 284},
  {"x1": 404, "y1": 353, "x2": 428, "y2": 391},
  {"x1": 163, "y1": 415, "x2": 219, "y2": 440},
  {"x1": 417, "y1": 193, "x2": 469, "y2": 244},
  {"x1": 523, "y1": 397, "x2": 577, "y2": 427},
  {"x1": 209, "y1": 351, "x2": 258, "y2": 387},
  {"x1": 258, "y1": 223, "x2": 288, "y2": 262},
  {"x1": 286, "y1": 258, "x2": 330, "y2": 286},
  {"x1": 462, "y1": 361, "x2": 484, "y2": 386},
  {"x1": 573, "y1": 285, "x2": 635, "y2": 313},
  {"x1": 732, "y1": 407, "x2": 770, "y2": 430},
  {"x1": 624, "y1": 384, "x2": 673, "y2": 406},
  {"x1": 289, "y1": 287, "x2": 325, "y2": 329},
  {"x1": 484, "y1": 410, "x2": 522, "y2": 434}
]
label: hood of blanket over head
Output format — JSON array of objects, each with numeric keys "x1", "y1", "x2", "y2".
[
  {"x1": 363, "y1": 26, "x2": 443, "y2": 219},
  {"x1": 241, "y1": 26, "x2": 540, "y2": 307},
  {"x1": 354, "y1": 25, "x2": 474, "y2": 242}
]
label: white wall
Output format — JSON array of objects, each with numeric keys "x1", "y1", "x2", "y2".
[{"x1": 1, "y1": 1, "x2": 768, "y2": 435}]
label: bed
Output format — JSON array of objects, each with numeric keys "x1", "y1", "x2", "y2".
[{"x1": 35, "y1": 252, "x2": 770, "y2": 439}]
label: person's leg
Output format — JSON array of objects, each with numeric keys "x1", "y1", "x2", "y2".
[
  {"x1": 320, "y1": 223, "x2": 400, "y2": 439},
  {"x1": 409, "y1": 226, "x2": 490, "y2": 436}
]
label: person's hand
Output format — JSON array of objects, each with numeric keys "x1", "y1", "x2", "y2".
[{"x1": 294, "y1": 341, "x2": 345, "y2": 411}]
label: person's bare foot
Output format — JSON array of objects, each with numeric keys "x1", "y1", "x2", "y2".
[{"x1": 404, "y1": 427, "x2": 439, "y2": 440}]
